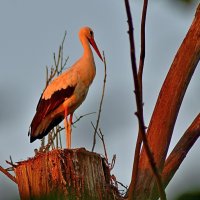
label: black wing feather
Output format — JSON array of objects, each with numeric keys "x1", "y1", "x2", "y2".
[{"x1": 29, "y1": 85, "x2": 75, "y2": 141}]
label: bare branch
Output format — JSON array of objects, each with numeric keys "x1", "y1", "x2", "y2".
[
  {"x1": 110, "y1": 154, "x2": 116, "y2": 171},
  {"x1": 116, "y1": 180, "x2": 128, "y2": 196},
  {"x1": 98, "y1": 128, "x2": 108, "y2": 161},
  {"x1": 59, "y1": 130, "x2": 62, "y2": 149},
  {"x1": 91, "y1": 51, "x2": 107, "y2": 152},
  {"x1": 60, "y1": 31, "x2": 67, "y2": 73},
  {"x1": 124, "y1": 0, "x2": 166, "y2": 199},
  {"x1": 163, "y1": 113, "x2": 200, "y2": 186},
  {"x1": 129, "y1": 0, "x2": 149, "y2": 197},
  {"x1": 91, "y1": 122, "x2": 108, "y2": 161},
  {"x1": 150, "y1": 113, "x2": 200, "y2": 200},
  {"x1": 5, "y1": 160, "x2": 17, "y2": 168},
  {"x1": 72, "y1": 112, "x2": 96, "y2": 126},
  {"x1": 135, "y1": 4, "x2": 200, "y2": 199},
  {"x1": 38, "y1": 31, "x2": 68, "y2": 151},
  {"x1": 138, "y1": 0, "x2": 148, "y2": 87},
  {"x1": 0, "y1": 165, "x2": 17, "y2": 184}
]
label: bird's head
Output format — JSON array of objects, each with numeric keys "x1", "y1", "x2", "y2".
[{"x1": 79, "y1": 26, "x2": 103, "y2": 61}]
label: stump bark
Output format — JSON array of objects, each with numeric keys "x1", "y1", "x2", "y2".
[{"x1": 14, "y1": 148, "x2": 121, "y2": 200}]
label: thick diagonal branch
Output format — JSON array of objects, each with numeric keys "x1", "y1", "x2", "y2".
[
  {"x1": 151, "y1": 113, "x2": 200, "y2": 200},
  {"x1": 134, "y1": 4, "x2": 200, "y2": 200},
  {"x1": 163, "y1": 113, "x2": 200, "y2": 187}
]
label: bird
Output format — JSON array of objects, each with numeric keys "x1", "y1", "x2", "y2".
[{"x1": 29, "y1": 26, "x2": 103, "y2": 148}]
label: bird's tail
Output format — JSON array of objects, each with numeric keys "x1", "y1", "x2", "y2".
[{"x1": 29, "y1": 115, "x2": 63, "y2": 143}]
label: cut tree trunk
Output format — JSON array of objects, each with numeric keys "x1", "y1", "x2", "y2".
[{"x1": 14, "y1": 148, "x2": 122, "y2": 200}]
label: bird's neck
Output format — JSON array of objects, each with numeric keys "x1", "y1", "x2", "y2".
[
  {"x1": 79, "y1": 37, "x2": 96, "y2": 86},
  {"x1": 81, "y1": 37, "x2": 93, "y2": 60}
]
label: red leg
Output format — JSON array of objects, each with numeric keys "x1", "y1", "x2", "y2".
[
  {"x1": 67, "y1": 113, "x2": 73, "y2": 148},
  {"x1": 64, "y1": 108, "x2": 70, "y2": 149}
]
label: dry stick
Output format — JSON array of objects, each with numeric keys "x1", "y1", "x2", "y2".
[
  {"x1": 124, "y1": 1, "x2": 166, "y2": 200},
  {"x1": 0, "y1": 166, "x2": 17, "y2": 184},
  {"x1": 59, "y1": 131, "x2": 62, "y2": 149},
  {"x1": 44, "y1": 130, "x2": 58, "y2": 152},
  {"x1": 91, "y1": 122, "x2": 119, "y2": 193},
  {"x1": 72, "y1": 112, "x2": 96, "y2": 125},
  {"x1": 130, "y1": 0, "x2": 148, "y2": 197},
  {"x1": 117, "y1": 180, "x2": 128, "y2": 196},
  {"x1": 99, "y1": 128, "x2": 108, "y2": 161},
  {"x1": 91, "y1": 122, "x2": 108, "y2": 161},
  {"x1": 5, "y1": 160, "x2": 17, "y2": 168},
  {"x1": 138, "y1": 0, "x2": 148, "y2": 84},
  {"x1": 40, "y1": 31, "x2": 68, "y2": 151},
  {"x1": 57, "y1": 112, "x2": 96, "y2": 132},
  {"x1": 91, "y1": 52, "x2": 107, "y2": 152},
  {"x1": 110, "y1": 154, "x2": 116, "y2": 171},
  {"x1": 56, "y1": 126, "x2": 59, "y2": 148},
  {"x1": 60, "y1": 31, "x2": 67, "y2": 72}
]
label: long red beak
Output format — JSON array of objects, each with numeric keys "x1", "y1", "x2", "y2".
[{"x1": 89, "y1": 37, "x2": 103, "y2": 61}]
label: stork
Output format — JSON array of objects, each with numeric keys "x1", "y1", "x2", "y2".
[{"x1": 29, "y1": 27, "x2": 103, "y2": 148}]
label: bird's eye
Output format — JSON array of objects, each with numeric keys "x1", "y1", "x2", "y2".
[{"x1": 90, "y1": 30, "x2": 93, "y2": 37}]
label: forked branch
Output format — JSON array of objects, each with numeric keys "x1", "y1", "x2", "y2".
[
  {"x1": 124, "y1": 0, "x2": 166, "y2": 199},
  {"x1": 151, "y1": 113, "x2": 200, "y2": 200},
  {"x1": 129, "y1": 0, "x2": 149, "y2": 198},
  {"x1": 162, "y1": 113, "x2": 200, "y2": 187},
  {"x1": 134, "y1": 3, "x2": 200, "y2": 199}
]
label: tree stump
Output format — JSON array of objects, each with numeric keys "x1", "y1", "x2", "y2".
[{"x1": 14, "y1": 148, "x2": 121, "y2": 200}]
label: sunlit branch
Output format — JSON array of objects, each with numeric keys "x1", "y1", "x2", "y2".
[
  {"x1": 124, "y1": 0, "x2": 166, "y2": 199},
  {"x1": 0, "y1": 165, "x2": 17, "y2": 184}
]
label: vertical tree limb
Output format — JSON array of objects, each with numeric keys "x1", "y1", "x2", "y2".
[
  {"x1": 135, "y1": 4, "x2": 200, "y2": 199},
  {"x1": 138, "y1": 0, "x2": 148, "y2": 87},
  {"x1": 129, "y1": 0, "x2": 149, "y2": 198},
  {"x1": 124, "y1": 0, "x2": 166, "y2": 199}
]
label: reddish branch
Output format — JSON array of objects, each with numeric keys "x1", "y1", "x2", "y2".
[
  {"x1": 163, "y1": 113, "x2": 200, "y2": 187},
  {"x1": 124, "y1": 0, "x2": 166, "y2": 199},
  {"x1": 151, "y1": 113, "x2": 200, "y2": 200},
  {"x1": 134, "y1": 4, "x2": 200, "y2": 199},
  {"x1": 0, "y1": 165, "x2": 17, "y2": 184}
]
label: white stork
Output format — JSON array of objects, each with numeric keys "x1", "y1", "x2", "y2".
[{"x1": 29, "y1": 27, "x2": 103, "y2": 148}]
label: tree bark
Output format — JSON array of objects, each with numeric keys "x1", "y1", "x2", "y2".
[
  {"x1": 132, "y1": 4, "x2": 200, "y2": 200},
  {"x1": 151, "y1": 113, "x2": 200, "y2": 200},
  {"x1": 15, "y1": 148, "x2": 121, "y2": 200}
]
